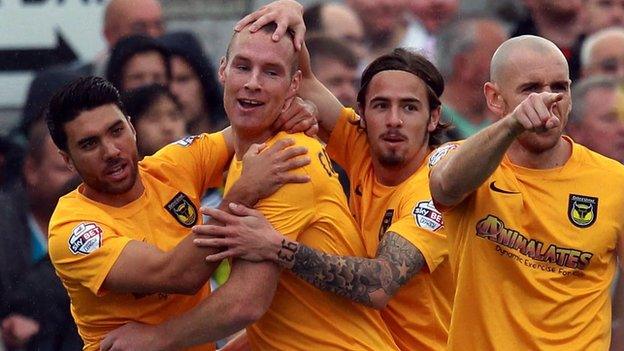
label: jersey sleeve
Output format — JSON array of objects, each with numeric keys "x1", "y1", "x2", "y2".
[
  {"x1": 326, "y1": 108, "x2": 370, "y2": 179},
  {"x1": 48, "y1": 220, "x2": 132, "y2": 296},
  {"x1": 427, "y1": 142, "x2": 461, "y2": 212},
  {"x1": 387, "y1": 210, "x2": 448, "y2": 273},
  {"x1": 148, "y1": 132, "x2": 231, "y2": 196}
]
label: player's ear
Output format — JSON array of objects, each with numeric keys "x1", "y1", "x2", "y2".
[
  {"x1": 59, "y1": 149, "x2": 75, "y2": 172},
  {"x1": 484, "y1": 82, "x2": 505, "y2": 117},
  {"x1": 428, "y1": 106, "x2": 441, "y2": 132},
  {"x1": 218, "y1": 57, "x2": 227, "y2": 85}
]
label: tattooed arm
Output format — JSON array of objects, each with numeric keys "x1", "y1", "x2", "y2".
[
  {"x1": 281, "y1": 232, "x2": 425, "y2": 308},
  {"x1": 196, "y1": 204, "x2": 426, "y2": 309}
]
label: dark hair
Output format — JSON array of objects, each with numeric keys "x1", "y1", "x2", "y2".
[
  {"x1": 121, "y1": 84, "x2": 181, "y2": 123},
  {"x1": 226, "y1": 22, "x2": 299, "y2": 74},
  {"x1": 306, "y1": 35, "x2": 358, "y2": 69},
  {"x1": 159, "y1": 31, "x2": 227, "y2": 129},
  {"x1": 46, "y1": 76, "x2": 124, "y2": 151},
  {"x1": 303, "y1": 3, "x2": 324, "y2": 33},
  {"x1": 106, "y1": 34, "x2": 171, "y2": 92},
  {"x1": 357, "y1": 48, "x2": 448, "y2": 147}
]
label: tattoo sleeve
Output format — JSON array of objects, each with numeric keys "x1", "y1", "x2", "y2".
[{"x1": 276, "y1": 232, "x2": 425, "y2": 306}]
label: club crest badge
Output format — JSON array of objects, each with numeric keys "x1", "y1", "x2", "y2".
[
  {"x1": 165, "y1": 192, "x2": 198, "y2": 227},
  {"x1": 69, "y1": 222, "x2": 103, "y2": 255},
  {"x1": 568, "y1": 194, "x2": 598, "y2": 228},
  {"x1": 412, "y1": 200, "x2": 443, "y2": 231}
]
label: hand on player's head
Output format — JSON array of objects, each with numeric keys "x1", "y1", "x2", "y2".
[
  {"x1": 510, "y1": 92, "x2": 563, "y2": 133},
  {"x1": 235, "y1": 0, "x2": 305, "y2": 50}
]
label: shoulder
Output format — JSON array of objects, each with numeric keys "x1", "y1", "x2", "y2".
[{"x1": 575, "y1": 143, "x2": 624, "y2": 181}]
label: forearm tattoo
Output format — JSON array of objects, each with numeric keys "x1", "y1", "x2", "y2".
[{"x1": 277, "y1": 232, "x2": 425, "y2": 306}]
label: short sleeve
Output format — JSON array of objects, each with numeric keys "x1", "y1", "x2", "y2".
[
  {"x1": 326, "y1": 108, "x2": 370, "y2": 179},
  {"x1": 388, "y1": 214, "x2": 448, "y2": 273},
  {"x1": 146, "y1": 132, "x2": 231, "y2": 196},
  {"x1": 48, "y1": 220, "x2": 132, "y2": 296}
]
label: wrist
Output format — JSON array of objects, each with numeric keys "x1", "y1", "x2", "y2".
[
  {"x1": 228, "y1": 180, "x2": 258, "y2": 207},
  {"x1": 276, "y1": 238, "x2": 299, "y2": 269}
]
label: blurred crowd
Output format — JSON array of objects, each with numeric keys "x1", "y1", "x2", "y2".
[{"x1": 2, "y1": 0, "x2": 624, "y2": 350}]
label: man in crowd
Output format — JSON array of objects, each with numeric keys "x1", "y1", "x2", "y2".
[
  {"x1": 566, "y1": 76, "x2": 624, "y2": 164},
  {"x1": 100, "y1": 19, "x2": 400, "y2": 351},
  {"x1": 306, "y1": 36, "x2": 359, "y2": 108},
  {"x1": 45, "y1": 74, "x2": 314, "y2": 350},
  {"x1": 1, "y1": 116, "x2": 81, "y2": 350},
  {"x1": 580, "y1": 27, "x2": 624, "y2": 79},
  {"x1": 429, "y1": 35, "x2": 624, "y2": 350},
  {"x1": 437, "y1": 17, "x2": 508, "y2": 140},
  {"x1": 303, "y1": 2, "x2": 367, "y2": 61}
]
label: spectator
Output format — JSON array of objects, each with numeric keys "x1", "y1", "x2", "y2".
[
  {"x1": 437, "y1": 17, "x2": 508, "y2": 140},
  {"x1": 585, "y1": 0, "x2": 624, "y2": 35},
  {"x1": 306, "y1": 36, "x2": 359, "y2": 108},
  {"x1": 404, "y1": 0, "x2": 460, "y2": 60},
  {"x1": 512, "y1": 0, "x2": 583, "y2": 79},
  {"x1": 121, "y1": 84, "x2": 187, "y2": 158},
  {"x1": 24, "y1": 0, "x2": 165, "y2": 128},
  {"x1": 567, "y1": 76, "x2": 624, "y2": 163},
  {"x1": 106, "y1": 35, "x2": 170, "y2": 93},
  {"x1": 345, "y1": 0, "x2": 410, "y2": 61},
  {"x1": 303, "y1": 2, "x2": 367, "y2": 61},
  {"x1": 581, "y1": 28, "x2": 624, "y2": 79},
  {"x1": 160, "y1": 31, "x2": 227, "y2": 134},
  {"x1": 0, "y1": 115, "x2": 81, "y2": 351}
]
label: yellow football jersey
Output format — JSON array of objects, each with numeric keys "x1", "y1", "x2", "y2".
[
  {"x1": 49, "y1": 133, "x2": 230, "y2": 351},
  {"x1": 326, "y1": 108, "x2": 454, "y2": 351},
  {"x1": 431, "y1": 137, "x2": 624, "y2": 350},
  {"x1": 225, "y1": 131, "x2": 398, "y2": 351}
]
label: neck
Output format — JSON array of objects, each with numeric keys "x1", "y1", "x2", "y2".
[
  {"x1": 372, "y1": 145, "x2": 429, "y2": 186},
  {"x1": 83, "y1": 178, "x2": 145, "y2": 207},
  {"x1": 443, "y1": 81, "x2": 488, "y2": 125},
  {"x1": 507, "y1": 137, "x2": 572, "y2": 169},
  {"x1": 532, "y1": 14, "x2": 579, "y2": 47},
  {"x1": 232, "y1": 128, "x2": 274, "y2": 160}
]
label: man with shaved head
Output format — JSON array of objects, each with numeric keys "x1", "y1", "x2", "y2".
[{"x1": 430, "y1": 35, "x2": 624, "y2": 350}]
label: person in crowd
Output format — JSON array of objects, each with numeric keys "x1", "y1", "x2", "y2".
[
  {"x1": 100, "y1": 20, "x2": 400, "y2": 351},
  {"x1": 580, "y1": 27, "x2": 624, "y2": 79},
  {"x1": 121, "y1": 84, "x2": 187, "y2": 157},
  {"x1": 303, "y1": 2, "x2": 367, "y2": 61},
  {"x1": 0, "y1": 115, "x2": 82, "y2": 351},
  {"x1": 105, "y1": 35, "x2": 170, "y2": 93},
  {"x1": 437, "y1": 17, "x2": 508, "y2": 140},
  {"x1": 585, "y1": 0, "x2": 624, "y2": 36},
  {"x1": 566, "y1": 76, "x2": 624, "y2": 164},
  {"x1": 344, "y1": 0, "x2": 411, "y2": 62},
  {"x1": 429, "y1": 35, "x2": 624, "y2": 350},
  {"x1": 512, "y1": 0, "x2": 583, "y2": 79},
  {"x1": 23, "y1": 0, "x2": 165, "y2": 130},
  {"x1": 306, "y1": 36, "x2": 359, "y2": 109},
  {"x1": 404, "y1": 0, "x2": 460, "y2": 60},
  {"x1": 160, "y1": 31, "x2": 228, "y2": 134}
]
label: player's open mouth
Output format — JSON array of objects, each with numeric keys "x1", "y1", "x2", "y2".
[
  {"x1": 237, "y1": 98, "x2": 265, "y2": 110},
  {"x1": 104, "y1": 161, "x2": 128, "y2": 182}
]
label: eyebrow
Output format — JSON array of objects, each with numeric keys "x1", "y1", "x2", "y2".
[
  {"x1": 369, "y1": 96, "x2": 422, "y2": 104},
  {"x1": 76, "y1": 120, "x2": 124, "y2": 147}
]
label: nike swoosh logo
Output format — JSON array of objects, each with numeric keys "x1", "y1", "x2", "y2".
[{"x1": 489, "y1": 181, "x2": 520, "y2": 194}]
